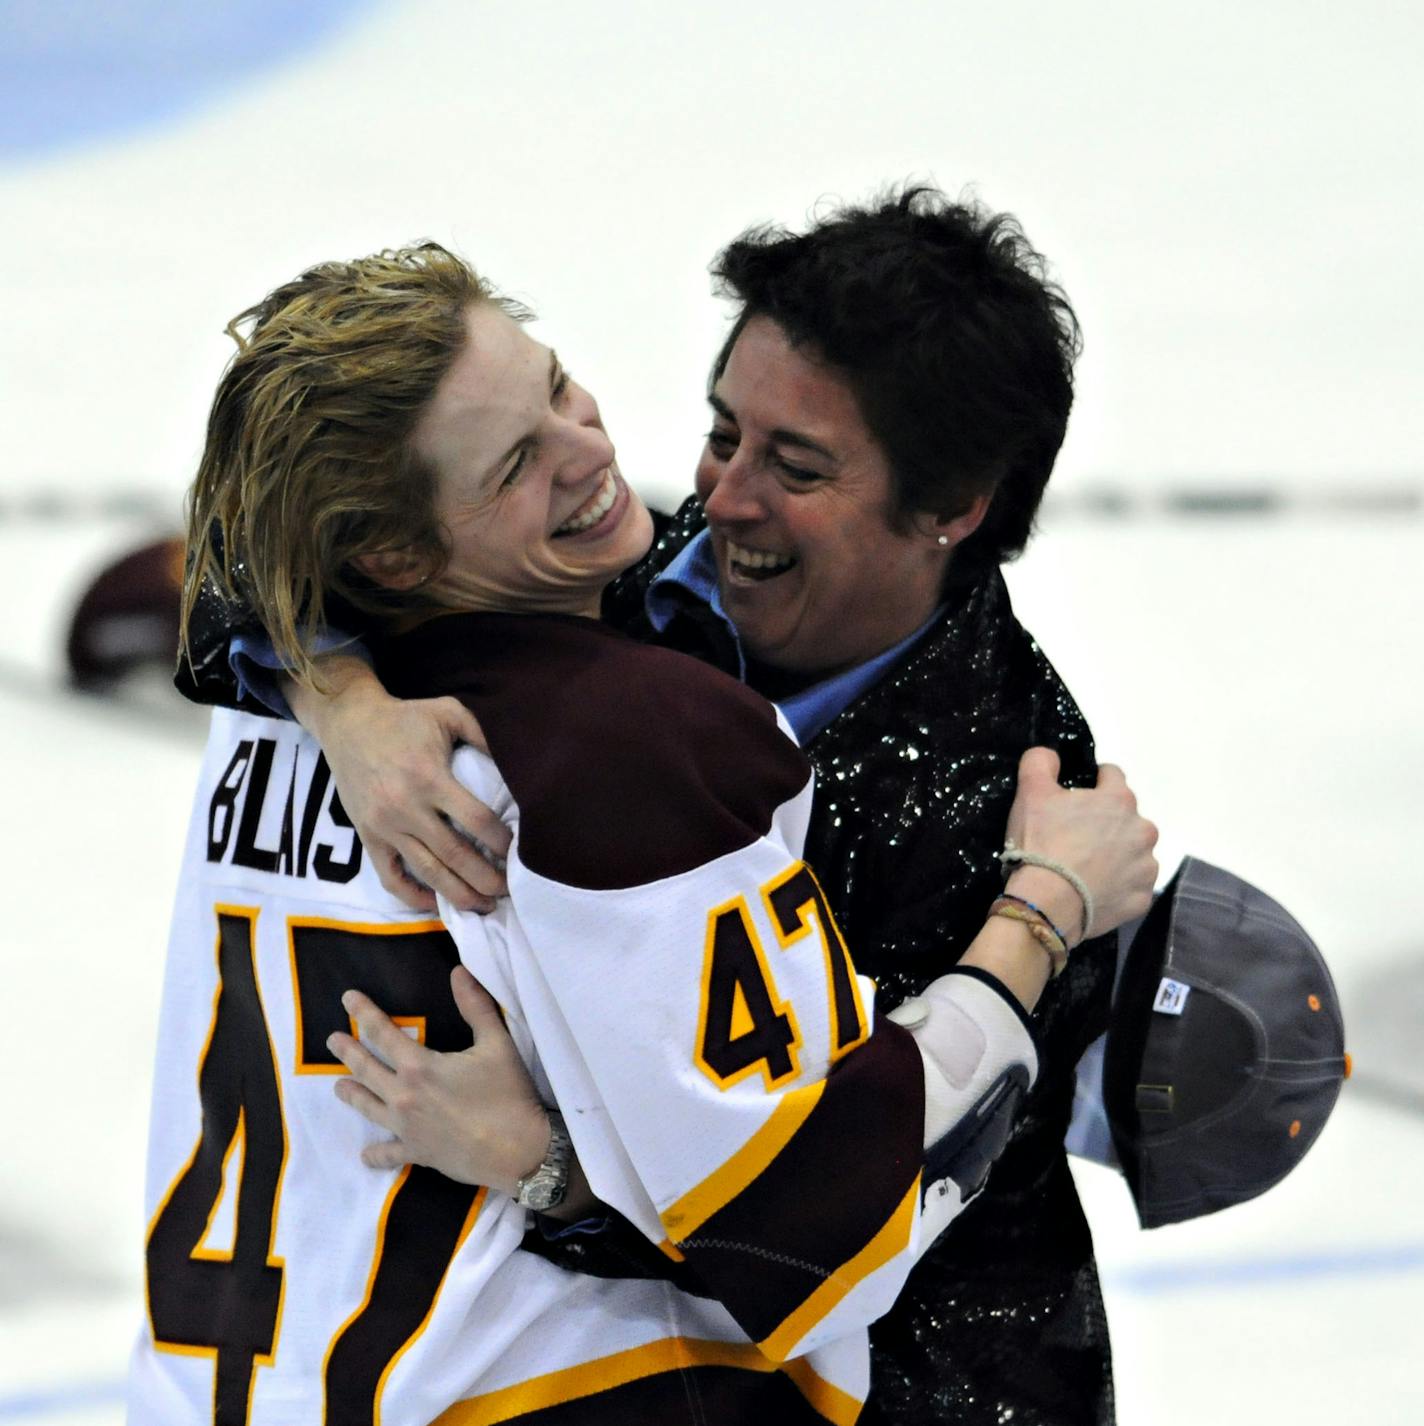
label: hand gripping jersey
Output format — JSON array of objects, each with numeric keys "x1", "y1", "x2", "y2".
[{"x1": 131, "y1": 611, "x2": 1028, "y2": 1425}]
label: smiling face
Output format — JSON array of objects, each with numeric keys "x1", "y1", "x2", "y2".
[
  {"x1": 408, "y1": 302, "x2": 653, "y2": 617},
  {"x1": 695, "y1": 316, "x2": 983, "y2": 677}
]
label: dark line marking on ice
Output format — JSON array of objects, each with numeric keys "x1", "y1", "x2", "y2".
[
  {"x1": 3, "y1": 482, "x2": 1417, "y2": 526},
  {"x1": 1043, "y1": 482, "x2": 1421, "y2": 519},
  {"x1": 0, "y1": 488, "x2": 178, "y2": 524}
]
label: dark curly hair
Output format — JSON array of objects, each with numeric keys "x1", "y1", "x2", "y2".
[{"x1": 710, "y1": 185, "x2": 1082, "y2": 574}]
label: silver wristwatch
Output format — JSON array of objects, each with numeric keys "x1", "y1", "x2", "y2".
[{"x1": 514, "y1": 1110, "x2": 573, "y2": 1212}]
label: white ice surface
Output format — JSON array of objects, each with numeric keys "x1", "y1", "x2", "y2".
[
  {"x1": 3, "y1": 519, "x2": 1419, "y2": 1426},
  {"x1": 2, "y1": 2, "x2": 1421, "y2": 1421}
]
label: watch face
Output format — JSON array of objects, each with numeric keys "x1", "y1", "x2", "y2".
[
  {"x1": 516, "y1": 1116, "x2": 571, "y2": 1211},
  {"x1": 520, "y1": 1175, "x2": 564, "y2": 1212}
]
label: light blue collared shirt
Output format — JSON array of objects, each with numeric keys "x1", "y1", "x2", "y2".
[{"x1": 230, "y1": 626, "x2": 371, "y2": 719}]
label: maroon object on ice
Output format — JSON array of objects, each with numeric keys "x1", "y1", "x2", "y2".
[{"x1": 66, "y1": 535, "x2": 184, "y2": 689}]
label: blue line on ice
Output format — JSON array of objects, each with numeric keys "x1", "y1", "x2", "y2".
[
  {"x1": 0, "y1": 0, "x2": 386, "y2": 161},
  {"x1": 1104, "y1": 1242, "x2": 1424, "y2": 1295}
]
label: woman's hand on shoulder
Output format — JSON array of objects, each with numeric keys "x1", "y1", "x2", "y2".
[
  {"x1": 1004, "y1": 747, "x2": 1159, "y2": 942},
  {"x1": 291, "y1": 660, "x2": 511, "y2": 913}
]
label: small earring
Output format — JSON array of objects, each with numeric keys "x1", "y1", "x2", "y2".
[{"x1": 936, "y1": 535, "x2": 949, "y2": 547}]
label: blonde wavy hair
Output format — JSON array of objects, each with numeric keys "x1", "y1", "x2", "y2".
[{"x1": 181, "y1": 242, "x2": 526, "y2": 690}]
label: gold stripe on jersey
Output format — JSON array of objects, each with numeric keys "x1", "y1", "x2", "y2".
[
  {"x1": 659, "y1": 1079, "x2": 824, "y2": 1241},
  {"x1": 757, "y1": 1176, "x2": 921, "y2": 1363},
  {"x1": 287, "y1": 915, "x2": 447, "y2": 1074},
  {"x1": 779, "y1": 1355, "x2": 863, "y2": 1426},
  {"x1": 430, "y1": 1335, "x2": 860, "y2": 1426}
]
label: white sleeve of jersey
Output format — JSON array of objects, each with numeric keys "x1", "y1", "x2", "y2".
[{"x1": 441, "y1": 749, "x2": 937, "y2": 1363}]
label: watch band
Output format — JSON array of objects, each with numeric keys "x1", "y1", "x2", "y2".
[{"x1": 514, "y1": 1110, "x2": 573, "y2": 1212}]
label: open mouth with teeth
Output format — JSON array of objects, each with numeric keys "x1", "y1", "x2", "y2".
[
  {"x1": 553, "y1": 470, "x2": 618, "y2": 537},
  {"x1": 726, "y1": 538, "x2": 799, "y2": 582}
]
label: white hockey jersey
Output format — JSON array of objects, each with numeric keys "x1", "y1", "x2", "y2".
[{"x1": 130, "y1": 611, "x2": 992, "y2": 1425}]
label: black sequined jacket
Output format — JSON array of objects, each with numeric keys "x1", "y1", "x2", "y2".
[{"x1": 177, "y1": 498, "x2": 1116, "y2": 1425}]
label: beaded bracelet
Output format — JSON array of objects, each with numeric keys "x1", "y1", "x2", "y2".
[
  {"x1": 992, "y1": 891, "x2": 1072, "y2": 953},
  {"x1": 990, "y1": 899, "x2": 1069, "y2": 978}
]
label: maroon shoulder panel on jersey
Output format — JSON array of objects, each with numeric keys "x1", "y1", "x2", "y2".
[
  {"x1": 678, "y1": 1016, "x2": 925, "y2": 1346},
  {"x1": 374, "y1": 612, "x2": 811, "y2": 891}
]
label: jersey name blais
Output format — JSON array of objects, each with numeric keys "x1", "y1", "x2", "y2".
[{"x1": 205, "y1": 731, "x2": 362, "y2": 885}]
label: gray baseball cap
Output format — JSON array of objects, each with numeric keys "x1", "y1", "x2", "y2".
[{"x1": 1103, "y1": 857, "x2": 1349, "y2": 1229}]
